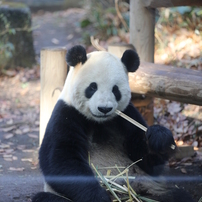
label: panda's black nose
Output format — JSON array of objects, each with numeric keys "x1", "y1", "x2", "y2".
[{"x1": 98, "y1": 107, "x2": 113, "y2": 114}]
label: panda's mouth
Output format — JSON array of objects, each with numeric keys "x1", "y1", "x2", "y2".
[
  {"x1": 92, "y1": 113, "x2": 110, "y2": 118},
  {"x1": 90, "y1": 110, "x2": 111, "y2": 119}
]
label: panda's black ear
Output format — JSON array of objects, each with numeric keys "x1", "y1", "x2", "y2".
[
  {"x1": 121, "y1": 50, "x2": 140, "y2": 72},
  {"x1": 66, "y1": 45, "x2": 87, "y2": 66}
]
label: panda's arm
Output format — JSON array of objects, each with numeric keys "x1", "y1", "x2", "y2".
[
  {"x1": 119, "y1": 102, "x2": 169, "y2": 175},
  {"x1": 39, "y1": 100, "x2": 111, "y2": 202},
  {"x1": 119, "y1": 102, "x2": 149, "y2": 161}
]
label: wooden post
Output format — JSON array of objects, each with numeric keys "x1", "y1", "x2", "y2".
[
  {"x1": 130, "y1": 0, "x2": 155, "y2": 62},
  {"x1": 130, "y1": 1, "x2": 155, "y2": 125},
  {"x1": 40, "y1": 47, "x2": 67, "y2": 145}
]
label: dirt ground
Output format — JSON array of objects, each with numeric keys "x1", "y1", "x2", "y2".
[
  {"x1": 0, "y1": 8, "x2": 202, "y2": 202},
  {"x1": 0, "y1": 8, "x2": 86, "y2": 202}
]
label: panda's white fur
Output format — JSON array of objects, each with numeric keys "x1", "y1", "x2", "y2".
[{"x1": 59, "y1": 51, "x2": 131, "y2": 122}]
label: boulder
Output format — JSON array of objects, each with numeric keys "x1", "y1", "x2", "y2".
[{"x1": 0, "y1": 2, "x2": 35, "y2": 68}]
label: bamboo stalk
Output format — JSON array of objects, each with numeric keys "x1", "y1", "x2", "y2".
[
  {"x1": 91, "y1": 163, "x2": 121, "y2": 202},
  {"x1": 115, "y1": 110, "x2": 147, "y2": 132}
]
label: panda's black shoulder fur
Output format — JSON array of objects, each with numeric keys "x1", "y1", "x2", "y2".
[
  {"x1": 38, "y1": 99, "x2": 112, "y2": 202},
  {"x1": 39, "y1": 99, "x2": 91, "y2": 172}
]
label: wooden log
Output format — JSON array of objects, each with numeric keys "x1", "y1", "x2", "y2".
[
  {"x1": 175, "y1": 145, "x2": 195, "y2": 159},
  {"x1": 40, "y1": 47, "x2": 67, "y2": 145},
  {"x1": 143, "y1": 0, "x2": 202, "y2": 8},
  {"x1": 129, "y1": 61, "x2": 202, "y2": 106},
  {"x1": 129, "y1": 1, "x2": 155, "y2": 125}
]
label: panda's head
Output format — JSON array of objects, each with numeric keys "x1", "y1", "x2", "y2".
[{"x1": 60, "y1": 45, "x2": 140, "y2": 122}]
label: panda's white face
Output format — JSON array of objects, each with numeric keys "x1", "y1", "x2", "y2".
[{"x1": 60, "y1": 51, "x2": 131, "y2": 122}]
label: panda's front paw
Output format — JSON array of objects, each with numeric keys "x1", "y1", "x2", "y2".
[{"x1": 146, "y1": 125, "x2": 176, "y2": 158}]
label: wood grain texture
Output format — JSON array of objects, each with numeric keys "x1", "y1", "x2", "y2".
[
  {"x1": 129, "y1": 0, "x2": 155, "y2": 62},
  {"x1": 143, "y1": 0, "x2": 202, "y2": 8},
  {"x1": 129, "y1": 62, "x2": 202, "y2": 106},
  {"x1": 40, "y1": 47, "x2": 67, "y2": 144}
]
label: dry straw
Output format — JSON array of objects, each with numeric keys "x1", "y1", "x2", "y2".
[{"x1": 91, "y1": 161, "x2": 159, "y2": 202}]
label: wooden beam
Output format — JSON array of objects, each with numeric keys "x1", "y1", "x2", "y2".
[
  {"x1": 129, "y1": 62, "x2": 202, "y2": 106},
  {"x1": 143, "y1": 0, "x2": 202, "y2": 8},
  {"x1": 40, "y1": 47, "x2": 67, "y2": 145}
]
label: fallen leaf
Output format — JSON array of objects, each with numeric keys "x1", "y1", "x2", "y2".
[
  {"x1": 0, "y1": 144, "x2": 10, "y2": 149},
  {"x1": 182, "y1": 163, "x2": 192, "y2": 166},
  {"x1": 31, "y1": 128, "x2": 39, "y2": 132},
  {"x1": 22, "y1": 127, "x2": 30, "y2": 134},
  {"x1": 12, "y1": 156, "x2": 18, "y2": 160},
  {"x1": 28, "y1": 134, "x2": 38, "y2": 139},
  {"x1": 181, "y1": 168, "x2": 187, "y2": 174},
  {"x1": 6, "y1": 119, "x2": 13, "y2": 125},
  {"x1": 5, "y1": 149, "x2": 14, "y2": 154},
  {"x1": 3, "y1": 154, "x2": 12, "y2": 158},
  {"x1": 9, "y1": 167, "x2": 25, "y2": 171},
  {"x1": 173, "y1": 125, "x2": 188, "y2": 134},
  {"x1": 31, "y1": 166, "x2": 37, "y2": 170},
  {"x1": 15, "y1": 129, "x2": 22, "y2": 135},
  {"x1": 4, "y1": 158, "x2": 13, "y2": 161},
  {"x1": 4, "y1": 133, "x2": 14, "y2": 139},
  {"x1": 21, "y1": 158, "x2": 33, "y2": 162},
  {"x1": 35, "y1": 121, "x2": 39, "y2": 126},
  {"x1": 51, "y1": 38, "x2": 60, "y2": 44},
  {"x1": 167, "y1": 102, "x2": 182, "y2": 115},
  {"x1": 180, "y1": 157, "x2": 192, "y2": 163},
  {"x1": 192, "y1": 141, "x2": 198, "y2": 147},
  {"x1": 1, "y1": 126, "x2": 16, "y2": 132},
  {"x1": 3, "y1": 70, "x2": 17, "y2": 77},
  {"x1": 17, "y1": 145, "x2": 26, "y2": 150},
  {"x1": 22, "y1": 149, "x2": 34, "y2": 153},
  {"x1": 7, "y1": 142, "x2": 14, "y2": 145}
]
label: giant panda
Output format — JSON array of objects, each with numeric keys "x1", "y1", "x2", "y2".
[{"x1": 32, "y1": 45, "x2": 194, "y2": 202}]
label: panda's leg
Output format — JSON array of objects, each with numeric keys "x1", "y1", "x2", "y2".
[
  {"x1": 32, "y1": 192, "x2": 70, "y2": 202},
  {"x1": 32, "y1": 182, "x2": 72, "y2": 202},
  {"x1": 120, "y1": 102, "x2": 176, "y2": 175},
  {"x1": 158, "y1": 188, "x2": 196, "y2": 202}
]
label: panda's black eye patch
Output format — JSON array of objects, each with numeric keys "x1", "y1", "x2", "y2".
[
  {"x1": 85, "y1": 82, "x2": 97, "y2": 98},
  {"x1": 112, "y1": 85, "x2": 121, "y2": 101}
]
